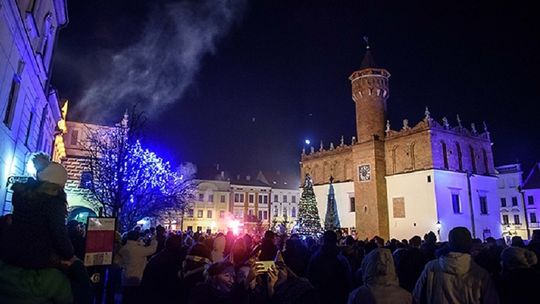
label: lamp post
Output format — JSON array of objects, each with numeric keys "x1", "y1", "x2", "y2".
[
  {"x1": 517, "y1": 185, "x2": 531, "y2": 240},
  {"x1": 466, "y1": 170, "x2": 476, "y2": 238},
  {"x1": 436, "y1": 220, "x2": 442, "y2": 241}
]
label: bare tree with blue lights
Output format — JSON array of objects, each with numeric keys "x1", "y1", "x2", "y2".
[{"x1": 82, "y1": 109, "x2": 195, "y2": 231}]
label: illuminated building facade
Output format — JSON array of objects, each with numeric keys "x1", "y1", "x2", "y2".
[
  {"x1": 0, "y1": 0, "x2": 68, "y2": 214},
  {"x1": 300, "y1": 45, "x2": 502, "y2": 241},
  {"x1": 496, "y1": 164, "x2": 528, "y2": 240},
  {"x1": 523, "y1": 163, "x2": 540, "y2": 235},
  {"x1": 182, "y1": 179, "x2": 231, "y2": 233}
]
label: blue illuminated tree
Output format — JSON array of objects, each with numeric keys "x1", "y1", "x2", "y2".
[
  {"x1": 83, "y1": 110, "x2": 195, "y2": 231},
  {"x1": 324, "y1": 176, "x2": 341, "y2": 231}
]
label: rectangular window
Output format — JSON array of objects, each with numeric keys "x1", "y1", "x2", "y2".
[
  {"x1": 292, "y1": 196, "x2": 296, "y2": 203},
  {"x1": 263, "y1": 195, "x2": 268, "y2": 204},
  {"x1": 197, "y1": 210, "x2": 203, "y2": 218},
  {"x1": 511, "y1": 197, "x2": 518, "y2": 206},
  {"x1": 283, "y1": 207, "x2": 287, "y2": 217},
  {"x1": 188, "y1": 209, "x2": 194, "y2": 217},
  {"x1": 479, "y1": 196, "x2": 488, "y2": 215},
  {"x1": 220, "y1": 195, "x2": 226, "y2": 203},
  {"x1": 528, "y1": 196, "x2": 535, "y2": 205},
  {"x1": 452, "y1": 194, "x2": 461, "y2": 214},
  {"x1": 274, "y1": 195, "x2": 278, "y2": 202},
  {"x1": 234, "y1": 193, "x2": 240, "y2": 202},
  {"x1": 70, "y1": 130, "x2": 79, "y2": 146},
  {"x1": 514, "y1": 214, "x2": 521, "y2": 225},
  {"x1": 502, "y1": 214, "x2": 509, "y2": 225},
  {"x1": 196, "y1": 226, "x2": 202, "y2": 232},
  {"x1": 427, "y1": 175, "x2": 431, "y2": 183},
  {"x1": 80, "y1": 171, "x2": 93, "y2": 189},
  {"x1": 248, "y1": 209, "x2": 253, "y2": 216},
  {"x1": 393, "y1": 197, "x2": 406, "y2": 218},
  {"x1": 208, "y1": 194, "x2": 214, "y2": 203},
  {"x1": 219, "y1": 210, "x2": 225, "y2": 218},
  {"x1": 283, "y1": 195, "x2": 287, "y2": 203},
  {"x1": 274, "y1": 206, "x2": 278, "y2": 217},
  {"x1": 3, "y1": 76, "x2": 21, "y2": 128},
  {"x1": 291, "y1": 208, "x2": 296, "y2": 217},
  {"x1": 258, "y1": 195, "x2": 263, "y2": 204},
  {"x1": 198, "y1": 193, "x2": 204, "y2": 201},
  {"x1": 207, "y1": 210, "x2": 212, "y2": 218},
  {"x1": 258, "y1": 210, "x2": 263, "y2": 219},
  {"x1": 350, "y1": 197, "x2": 355, "y2": 212},
  {"x1": 263, "y1": 211, "x2": 268, "y2": 220},
  {"x1": 24, "y1": 111, "x2": 34, "y2": 147},
  {"x1": 530, "y1": 212, "x2": 537, "y2": 223},
  {"x1": 501, "y1": 198, "x2": 507, "y2": 207},
  {"x1": 249, "y1": 194, "x2": 254, "y2": 204}
]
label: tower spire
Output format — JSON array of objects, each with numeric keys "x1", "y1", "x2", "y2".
[{"x1": 360, "y1": 36, "x2": 377, "y2": 69}]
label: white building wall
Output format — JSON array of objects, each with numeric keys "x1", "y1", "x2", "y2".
[
  {"x1": 269, "y1": 188, "x2": 300, "y2": 230},
  {"x1": 385, "y1": 170, "x2": 501, "y2": 242},
  {"x1": 386, "y1": 170, "x2": 438, "y2": 241},
  {"x1": 496, "y1": 166, "x2": 528, "y2": 239},
  {"x1": 313, "y1": 181, "x2": 355, "y2": 231},
  {"x1": 433, "y1": 170, "x2": 501, "y2": 241}
]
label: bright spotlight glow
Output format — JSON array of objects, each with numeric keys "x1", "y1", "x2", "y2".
[
  {"x1": 26, "y1": 160, "x2": 37, "y2": 177},
  {"x1": 229, "y1": 219, "x2": 242, "y2": 235},
  {"x1": 305, "y1": 139, "x2": 311, "y2": 145}
]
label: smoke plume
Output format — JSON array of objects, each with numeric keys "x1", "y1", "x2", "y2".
[{"x1": 75, "y1": 0, "x2": 246, "y2": 122}]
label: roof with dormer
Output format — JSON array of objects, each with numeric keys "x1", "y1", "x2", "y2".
[{"x1": 523, "y1": 163, "x2": 540, "y2": 189}]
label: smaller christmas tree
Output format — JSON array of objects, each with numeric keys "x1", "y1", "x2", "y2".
[
  {"x1": 296, "y1": 174, "x2": 323, "y2": 237},
  {"x1": 324, "y1": 176, "x2": 341, "y2": 231}
]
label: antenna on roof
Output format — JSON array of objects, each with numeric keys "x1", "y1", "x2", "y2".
[{"x1": 363, "y1": 36, "x2": 370, "y2": 49}]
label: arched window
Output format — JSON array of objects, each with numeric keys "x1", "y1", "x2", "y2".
[
  {"x1": 409, "y1": 142, "x2": 416, "y2": 169},
  {"x1": 441, "y1": 141, "x2": 449, "y2": 169},
  {"x1": 391, "y1": 145, "x2": 398, "y2": 174},
  {"x1": 482, "y1": 149, "x2": 489, "y2": 173},
  {"x1": 456, "y1": 142, "x2": 463, "y2": 171},
  {"x1": 470, "y1": 146, "x2": 477, "y2": 173}
]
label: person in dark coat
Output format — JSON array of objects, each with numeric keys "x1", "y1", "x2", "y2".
[
  {"x1": 527, "y1": 230, "x2": 540, "y2": 270},
  {"x1": 140, "y1": 234, "x2": 185, "y2": 302},
  {"x1": 258, "y1": 230, "x2": 278, "y2": 261},
  {"x1": 268, "y1": 251, "x2": 318, "y2": 304},
  {"x1": 307, "y1": 230, "x2": 353, "y2": 304},
  {"x1": 67, "y1": 220, "x2": 86, "y2": 260},
  {"x1": 282, "y1": 239, "x2": 309, "y2": 277},
  {"x1": 393, "y1": 235, "x2": 427, "y2": 292},
  {"x1": 497, "y1": 246, "x2": 540, "y2": 304},
  {"x1": 0, "y1": 156, "x2": 91, "y2": 304},
  {"x1": 188, "y1": 260, "x2": 244, "y2": 304},
  {"x1": 181, "y1": 242, "x2": 213, "y2": 297}
]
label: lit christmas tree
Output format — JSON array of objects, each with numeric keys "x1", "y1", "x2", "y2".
[
  {"x1": 296, "y1": 174, "x2": 323, "y2": 237},
  {"x1": 324, "y1": 176, "x2": 341, "y2": 231}
]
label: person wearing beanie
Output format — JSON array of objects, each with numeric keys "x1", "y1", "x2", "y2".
[
  {"x1": 497, "y1": 246, "x2": 540, "y2": 304},
  {"x1": 413, "y1": 227, "x2": 499, "y2": 304},
  {"x1": 181, "y1": 243, "x2": 213, "y2": 297},
  {"x1": 188, "y1": 260, "x2": 242, "y2": 304},
  {"x1": 348, "y1": 248, "x2": 412, "y2": 304},
  {"x1": 0, "y1": 153, "x2": 95, "y2": 303}
]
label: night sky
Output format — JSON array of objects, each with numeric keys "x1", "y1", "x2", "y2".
[{"x1": 52, "y1": 0, "x2": 540, "y2": 179}]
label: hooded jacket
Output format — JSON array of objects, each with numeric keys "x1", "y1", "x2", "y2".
[
  {"x1": 117, "y1": 238, "x2": 158, "y2": 286},
  {"x1": 348, "y1": 248, "x2": 412, "y2": 304},
  {"x1": 0, "y1": 179, "x2": 74, "y2": 269},
  {"x1": 413, "y1": 252, "x2": 499, "y2": 304}
]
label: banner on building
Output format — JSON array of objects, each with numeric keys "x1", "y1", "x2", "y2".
[{"x1": 84, "y1": 217, "x2": 116, "y2": 267}]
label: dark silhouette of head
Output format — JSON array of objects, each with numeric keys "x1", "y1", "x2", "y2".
[
  {"x1": 323, "y1": 230, "x2": 337, "y2": 245},
  {"x1": 448, "y1": 227, "x2": 472, "y2": 253}
]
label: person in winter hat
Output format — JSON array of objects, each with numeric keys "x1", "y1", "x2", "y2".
[
  {"x1": 0, "y1": 153, "x2": 92, "y2": 303},
  {"x1": 182, "y1": 242, "x2": 213, "y2": 298},
  {"x1": 413, "y1": 227, "x2": 499, "y2": 304},
  {"x1": 497, "y1": 246, "x2": 540, "y2": 304},
  {"x1": 348, "y1": 248, "x2": 412, "y2": 304}
]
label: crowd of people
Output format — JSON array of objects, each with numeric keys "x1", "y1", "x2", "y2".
[{"x1": 1, "y1": 153, "x2": 540, "y2": 303}]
